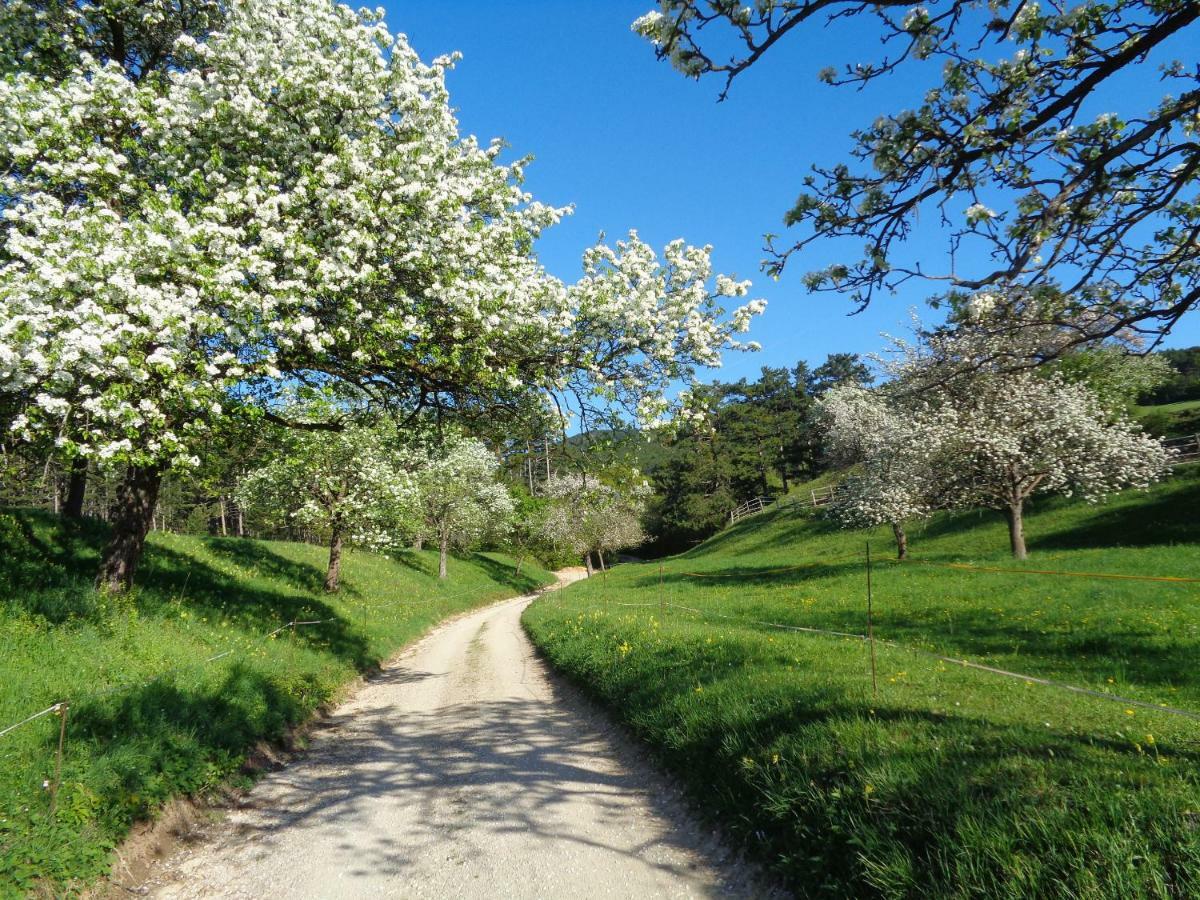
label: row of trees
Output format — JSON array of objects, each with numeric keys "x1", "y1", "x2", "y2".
[
  {"x1": 643, "y1": 353, "x2": 872, "y2": 549},
  {"x1": 0, "y1": 0, "x2": 764, "y2": 592},
  {"x1": 236, "y1": 419, "x2": 650, "y2": 590}
]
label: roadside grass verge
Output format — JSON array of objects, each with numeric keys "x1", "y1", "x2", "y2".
[
  {"x1": 0, "y1": 509, "x2": 551, "y2": 896},
  {"x1": 524, "y1": 466, "x2": 1200, "y2": 898}
]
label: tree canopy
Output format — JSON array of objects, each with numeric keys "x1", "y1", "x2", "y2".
[{"x1": 634, "y1": 0, "x2": 1200, "y2": 346}]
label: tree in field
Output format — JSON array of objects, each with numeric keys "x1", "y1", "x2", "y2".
[
  {"x1": 504, "y1": 488, "x2": 551, "y2": 577},
  {"x1": 634, "y1": 0, "x2": 1200, "y2": 345},
  {"x1": 831, "y1": 316, "x2": 1173, "y2": 559},
  {"x1": 235, "y1": 423, "x2": 417, "y2": 592},
  {"x1": 413, "y1": 437, "x2": 515, "y2": 580},
  {"x1": 1, "y1": 0, "x2": 764, "y2": 593},
  {"x1": 913, "y1": 369, "x2": 1171, "y2": 559},
  {"x1": 542, "y1": 474, "x2": 648, "y2": 575},
  {"x1": 819, "y1": 384, "x2": 939, "y2": 559}
]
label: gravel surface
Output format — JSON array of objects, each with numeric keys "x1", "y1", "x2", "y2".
[{"x1": 147, "y1": 575, "x2": 771, "y2": 899}]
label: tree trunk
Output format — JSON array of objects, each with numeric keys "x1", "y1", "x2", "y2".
[
  {"x1": 236, "y1": 502, "x2": 245, "y2": 537},
  {"x1": 97, "y1": 464, "x2": 163, "y2": 594},
  {"x1": 414, "y1": 536, "x2": 424, "y2": 551},
  {"x1": 1004, "y1": 501, "x2": 1027, "y2": 560},
  {"x1": 218, "y1": 496, "x2": 228, "y2": 536},
  {"x1": 597, "y1": 549, "x2": 606, "y2": 571},
  {"x1": 891, "y1": 522, "x2": 908, "y2": 560},
  {"x1": 514, "y1": 554, "x2": 524, "y2": 577},
  {"x1": 63, "y1": 458, "x2": 88, "y2": 519},
  {"x1": 438, "y1": 527, "x2": 450, "y2": 580},
  {"x1": 324, "y1": 525, "x2": 344, "y2": 592},
  {"x1": 584, "y1": 552, "x2": 594, "y2": 577}
]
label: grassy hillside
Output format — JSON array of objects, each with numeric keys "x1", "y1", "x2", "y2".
[
  {"x1": 524, "y1": 466, "x2": 1200, "y2": 898},
  {"x1": 0, "y1": 510, "x2": 551, "y2": 896},
  {"x1": 1136, "y1": 398, "x2": 1200, "y2": 437}
]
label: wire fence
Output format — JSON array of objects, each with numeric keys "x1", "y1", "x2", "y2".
[{"x1": 553, "y1": 550, "x2": 1200, "y2": 728}]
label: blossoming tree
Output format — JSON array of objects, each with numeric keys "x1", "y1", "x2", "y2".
[
  {"x1": 819, "y1": 384, "x2": 938, "y2": 559},
  {"x1": 826, "y1": 317, "x2": 1173, "y2": 559},
  {"x1": 0, "y1": 0, "x2": 763, "y2": 592},
  {"x1": 908, "y1": 370, "x2": 1171, "y2": 559},
  {"x1": 542, "y1": 473, "x2": 648, "y2": 575},
  {"x1": 412, "y1": 437, "x2": 515, "y2": 580},
  {"x1": 235, "y1": 421, "x2": 418, "y2": 593}
]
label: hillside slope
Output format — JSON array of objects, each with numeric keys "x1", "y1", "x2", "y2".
[
  {"x1": 525, "y1": 467, "x2": 1200, "y2": 898},
  {"x1": 0, "y1": 510, "x2": 551, "y2": 896}
]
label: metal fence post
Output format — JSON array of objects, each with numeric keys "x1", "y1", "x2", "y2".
[
  {"x1": 866, "y1": 543, "x2": 878, "y2": 700},
  {"x1": 49, "y1": 701, "x2": 69, "y2": 817}
]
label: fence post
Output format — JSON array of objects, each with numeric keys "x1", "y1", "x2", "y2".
[
  {"x1": 658, "y1": 562, "x2": 664, "y2": 614},
  {"x1": 49, "y1": 701, "x2": 69, "y2": 817},
  {"x1": 866, "y1": 543, "x2": 878, "y2": 700}
]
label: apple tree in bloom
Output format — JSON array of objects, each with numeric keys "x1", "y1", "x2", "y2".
[
  {"x1": 541, "y1": 473, "x2": 648, "y2": 575},
  {"x1": 0, "y1": 0, "x2": 764, "y2": 592},
  {"x1": 412, "y1": 437, "x2": 515, "y2": 580},
  {"x1": 906, "y1": 368, "x2": 1171, "y2": 559},
  {"x1": 235, "y1": 421, "x2": 418, "y2": 593},
  {"x1": 819, "y1": 384, "x2": 940, "y2": 559},
  {"x1": 829, "y1": 316, "x2": 1173, "y2": 559}
]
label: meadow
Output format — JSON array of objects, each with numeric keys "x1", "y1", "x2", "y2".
[
  {"x1": 1137, "y1": 398, "x2": 1200, "y2": 437},
  {"x1": 524, "y1": 465, "x2": 1200, "y2": 898},
  {"x1": 0, "y1": 510, "x2": 551, "y2": 896}
]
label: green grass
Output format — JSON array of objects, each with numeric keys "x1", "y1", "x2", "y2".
[
  {"x1": 524, "y1": 466, "x2": 1200, "y2": 898},
  {"x1": 0, "y1": 510, "x2": 551, "y2": 896},
  {"x1": 1136, "y1": 399, "x2": 1200, "y2": 437}
]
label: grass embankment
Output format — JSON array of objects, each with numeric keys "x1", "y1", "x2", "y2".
[
  {"x1": 1136, "y1": 399, "x2": 1200, "y2": 437},
  {"x1": 524, "y1": 466, "x2": 1200, "y2": 898},
  {"x1": 0, "y1": 510, "x2": 551, "y2": 896}
]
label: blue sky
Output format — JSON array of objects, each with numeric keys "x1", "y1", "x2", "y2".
[{"x1": 388, "y1": 1, "x2": 1200, "y2": 385}]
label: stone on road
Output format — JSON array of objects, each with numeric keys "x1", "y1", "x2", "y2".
[{"x1": 149, "y1": 577, "x2": 765, "y2": 898}]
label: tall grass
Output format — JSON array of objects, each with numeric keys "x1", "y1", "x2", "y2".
[
  {"x1": 0, "y1": 510, "x2": 551, "y2": 896},
  {"x1": 524, "y1": 466, "x2": 1200, "y2": 898}
]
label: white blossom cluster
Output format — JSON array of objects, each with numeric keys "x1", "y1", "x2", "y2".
[
  {"x1": 1, "y1": 0, "x2": 765, "y2": 470},
  {"x1": 821, "y1": 319, "x2": 1173, "y2": 546},
  {"x1": 541, "y1": 473, "x2": 648, "y2": 561},
  {"x1": 236, "y1": 422, "x2": 420, "y2": 551}
]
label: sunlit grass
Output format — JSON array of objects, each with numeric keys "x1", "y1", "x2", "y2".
[{"x1": 525, "y1": 465, "x2": 1200, "y2": 898}]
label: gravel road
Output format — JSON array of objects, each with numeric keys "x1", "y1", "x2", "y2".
[{"x1": 147, "y1": 575, "x2": 769, "y2": 899}]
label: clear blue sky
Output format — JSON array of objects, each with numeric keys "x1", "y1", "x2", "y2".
[{"x1": 388, "y1": 1, "x2": 1200, "y2": 385}]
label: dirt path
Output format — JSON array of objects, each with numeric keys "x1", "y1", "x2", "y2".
[{"x1": 146, "y1": 574, "x2": 768, "y2": 899}]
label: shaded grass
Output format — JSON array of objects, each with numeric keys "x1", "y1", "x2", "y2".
[
  {"x1": 524, "y1": 466, "x2": 1200, "y2": 898},
  {"x1": 0, "y1": 510, "x2": 551, "y2": 896}
]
